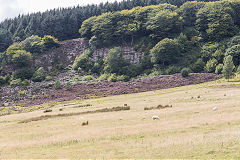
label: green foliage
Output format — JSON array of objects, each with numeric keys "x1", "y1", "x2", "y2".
[
  {"x1": 13, "y1": 68, "x2": 34, "y2": 80},
  {"x1": 225, "y1": 44, "x2": 240, "y2": 66},
  {"x1": 22, "y1": 79, "x2": 30, "y2": 87},
  {"x1": 72, "y1": 49, "x2": 94, "y2": 73},
  {"x1": 215, "y1": 64, "x2": 223, "y2": 74},
  {"x1": 32, "y1": 67, "x2": 46, "y2": 82},
  {"x1": 73, "y1": 75, "x2": 80, "y2": 82},
  {"x1": 0, "y1": 29, "x2": 13, "y2": 52},
  {"x1": 237, "y1": 65, "x2": 240, "y2": 74},
  {"x1": 223, "y1": 55, "x2": 235, "y2": 81},
  {"x1": 165, "y1": 66, "x2": 181, "y2": 75},
  {"x1": 65, "y1": 82, "x2": 72, "y2": 90},
  {"x1": 54, "y1": 81, "x2": 62, "y2": 90},
  {"x1": 41, "y1": 35, "x2": 60, "y2": 51},
  {"x1": 146, "y1": 8, "x2": 182, "y2": 39},
  {"x1": 18, "y1": 90, "x2": 27, "y2": 97},
  {"x1": 181, "y1": 68, "x2": 190, "y2": 77},
  {"x1": 190, "y1": 58, "x2": 205, "y2": 73},
  {"x1": 196, "y1": 1, "x2": 238, "y2": 41},
  {"x1": 12, "y1": 50, "x2": 32, "y2": 67},
  {"x1": 20, "y1": 35, "x2": 42, "y2": 53},
  {"x1": 98, "y1": 74, "x2": 109, "y2": 81},
  {"x1": 45, "y1": 76, "x2": 53, "y2": 81},
  {"x1": 82, "y1": 75, "x2": 95, "y2": 81},
  {"x1": 104, "y1": 47, "x2": 130, "y2": 75},
  {"x1": 204, "y1": 58, "x2": 218, "y2": 73},
  {"x1": 178, "y1": 1, "x2": 205, "y2": 27},
  {"x1": 150, "y1": 38, "x2": 180, "y2": 66},
  {"x1": 10, "y1": 78, "x2": 22, "y2": 87},
  {"x1": 0, "y1": 76, "x2": 6, "y2": 85},
  {"x1": 107, "y1": 73, "x2": 118, "y2": 82}
]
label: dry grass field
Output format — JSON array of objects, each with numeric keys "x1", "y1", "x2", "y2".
[{"x1": 1, "y1": 79, "x2": 240, "y2": 159}]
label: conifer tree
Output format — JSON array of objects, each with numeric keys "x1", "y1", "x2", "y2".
[{"x1": 223, "y1": 55, "x2": 235, "y2": 81}]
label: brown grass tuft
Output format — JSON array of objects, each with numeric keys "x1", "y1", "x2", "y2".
[
  {"x1": 20, "y1": 106, "x2": 130, "y2": 123},
  {"x1": 144, "y1": 104, "x2": 172, "y2": 110}
]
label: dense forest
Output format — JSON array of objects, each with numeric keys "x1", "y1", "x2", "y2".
[
  {"x1": 0, "y1": 0, "x2": 218, "y2": 52},
  {"x1": 1, "y1": 0, "x2": 240, "y2": 86}
]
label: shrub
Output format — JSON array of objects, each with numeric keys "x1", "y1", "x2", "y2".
[
  {"x1": 150, "y1": 38, "x2": 180, "y2": 66},
  {"x1": 12, "y1": 50, "x2": 32, "y2": 67},
  {"x1": 72, "y1": 49, "x2": 94, "y2": 73},
  {"x1": 22, "y1": 79, "x2": 30, "y2": 87},
  {"x1": 225, "y1": 44, "x2": 240, "y2": 66},
  {"x1": 73, "y1": 75, "x2": 80, "y2": 82},
  {"x1": 116, "y1": 75, "x2": 130, "y2": 82},
  {"x1": 165, "y1": 66, "x2": 180, "y2": 75},
  {"x1": 65, "y1": 82, "x2": 72, "y2": 90},
  {"x1": 10, "y1": 78, "x2": 22, "y2": 87},
  {"x1": 13, "y1": 68, "x2": 34, "y2": 80},
  {"x1": 190, "y1": 58, "x2": 205, "y2": 73},
  {"x1": 54, "y1": 81, "x2": 62, "y2": 90},
  {"x1": 98, "y1": 74, "x2": 109, "y2": 81},
  {"x1": 204, "y1": 58, "x2": 218, "y2": 73},
  {"x1": 45, "y1": 76, "x2": 53, "y2": 81},
  {"x1": 41, "y1": 35, "x2": 60, "y2": 50},
  {"x1": 215, "y1": 64, "x2": 223, "y2": 74},
  {"x1": 0, "y1": 76, "x2": 5, "y2": 85},
  {"x1": 104, "y1": 47, "x2": 130, "y2": 75},
  {"x1": 18, "y1": 90, "x2": 27, "y2": 97},
  {"x1": 181, "y1": 68, "x2": 190, "y2": 77},
  {"x1": 107, "y1": 74, "x2": 118, "y2": 82},
  {"x1": 82, "y1": 75, "x2": 95, "y2": 81},
  {"x1": 32, "y1": 67, "x2": 46, "y2": 82},
  {"x1": 237, "y1": 65, "x2": 240, "y2": 74}
]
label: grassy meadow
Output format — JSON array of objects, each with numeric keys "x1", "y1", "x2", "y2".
[{"x1": 0, "y1": 79, "x2": 240, "y2": 158}]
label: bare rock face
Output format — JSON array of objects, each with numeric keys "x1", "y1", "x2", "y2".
[
  {"x1": 34, "y1": 39, "x2": 145, "y2": 70},
  {"x1": 93, "y1": 46, "x2": 144, "y2": 64}
]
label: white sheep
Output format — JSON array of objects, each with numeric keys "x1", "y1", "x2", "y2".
[
  {"x1": 152, "y1": 115, "x2": 159, "y2": 120},
  {"x1": 213, "y1": 107, "x2": 218, "y2": 111}
]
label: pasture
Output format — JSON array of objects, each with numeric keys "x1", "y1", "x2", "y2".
[{"x1": 0, "y1": 79, "x2": 240, "y2": 158}]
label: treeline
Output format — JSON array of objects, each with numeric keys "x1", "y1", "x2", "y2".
[
  {"x1": 0, "y1": 0, "x2": 218, "y2": 52},
  {"x1": 76, "y1": 0, "x2": 240, "y2": 79}
]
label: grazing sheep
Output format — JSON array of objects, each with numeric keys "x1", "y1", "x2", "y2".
[
  {"x1": 152, "y1": 115, "x2": 159, "y2": 120},
  {"x1": 82, "y1": 121, "x2": 88, "y2": 126},
  {"x1": 213, "y1": 107, "x2": 218, "y2": 111}
]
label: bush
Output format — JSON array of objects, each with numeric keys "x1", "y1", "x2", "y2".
[
  {"x1": 98, "y1": 74, "x2": 109, "y2": 81},
  {"x1": 45, "y1": 76, "x2": 53, "y2": 81},
  {"x1": 165, "y1": 66, "x2": 180, "y2": 75},
  {"x1": 22, "y1": 79, "x2": 30, "y2": 87},
  {"x1": 107, "y1": 74, "x2": 118, "y2": 82},
  {"x1": 116, "y1": 75, "x2": 130, "y2": 82},
  {"x1": 13, "y1": 68, "x2": 34, "y2": 80},
  {"x1": 104, "y1": 47, "x2": 130, "y2": 75},
  {"x1": 32, "y1": 67, "x2": 46, "y2": 82},
  {"x1": 10, "y1": 78, "x2": 22, "y2": 87},
  {"x1": 82, "y1": 75, "x2": 95, "y2": 81},
  {"x1": 0, "y1": 76, "x2": 5, "y2": 85},
  {"x1": 73, "y1": 75, "x2": 80, "y2": 82},
  {"x1": 215, "y1": 64, "x2": 223, "y2": 74},
  {"x1": 190, "y1": 58, "x2": 205, "y2": 73},
  {"x1": 65, "y1": 82, "x2": 72, "y2": 90},
  {"x1": 204, "y1": 58, "x2": 218, "y2": 73},
  {"x1": 41, "y1": 35, "x2": 60, "y2": 50},
  {"x1": 54, "y1": 81, "x2": 62, "y2": 90},
  {"x1": 181, "y1": 68, "x2": 190, "y2": 77},
  {"x1": 237, "y1": 65, "x2": 240, "y2": 74},
  {"x1": 12, "y1": 50, "x2": 32, "y2": 67},
  {"x1": 150, "y1": 38, "x2": 180, "y2": 66},
  {"x1": 72, "y1": 49, "x2": 94, "y2": 73},
  {"x1": 18, "y1": 90, "x2": 27, "y2": 97}
]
